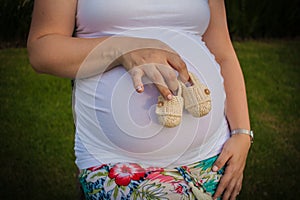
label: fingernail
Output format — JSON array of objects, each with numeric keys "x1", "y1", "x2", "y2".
[
  {"x1": 167, "y1": 94, "x2": 173, "y2": 100},
  {"x1": 136, "y1": 86, "x2": 143, "y2": 92},
  {"x1": 212, "y1": 165, "x2": 218, "y2": 172}
]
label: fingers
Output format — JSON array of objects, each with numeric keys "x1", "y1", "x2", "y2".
[
  {"x1": 212, "y1": 148, "x2": 232, "y2": 199},
  {"x1": 142, "y1": 64, "x2": 173, "y2": 100},
  {"x1": 215, "y1": 172, "x2": 243, "y2": 200},
  {"x1": 129, "y1": 68, "x2": 145, "y2": 93},
  {"x1": 212, "y1": 148, "x2": 231, "y2": 172},
  {"x1": 212, "y1": 152, "x2": 245, "y2": 199},
  {"x1": 229, "y1": 175, "x2": 243, "y2": 200},
  {"x1": 156, "y1": 64, "x2": 179, "y2": 93},
  {"x1": 220, "y1": 172, "x2": 237, "y2": 200},
  {"x1": 167, "y1": 53, "x2": 189, "y2": 83},
  {"x1": 212, "y1": 136, "x2": 249, "y2": 200},
  {"x1": 213, "y1": 166, "x2": 233, "y2": 199},
  {"x1": 122, "y1": 43, "x2": 189, "y2": 98},
  {"x1": 129, "y1": 63, "x2": 177, "y2": 99}
]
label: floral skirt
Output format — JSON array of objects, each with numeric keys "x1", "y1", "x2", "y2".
[{"x1": 79, "y1": 155, "x2": 224, "y2": 200}]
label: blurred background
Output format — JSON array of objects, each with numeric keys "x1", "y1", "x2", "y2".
[
  {"x1": 0, "y1": 0, "x2": 299, "y2": 199},
  {"x1": 0, "y1": 0, "x2": 299, "y2": 46}
]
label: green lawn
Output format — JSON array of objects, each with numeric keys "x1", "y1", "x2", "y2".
[
  {"x1": 0, "y1": 40, "x2": 299, "y2": 199},
  {"x1": 0, "y1": 49, "x2": 77, "y2": 199}
]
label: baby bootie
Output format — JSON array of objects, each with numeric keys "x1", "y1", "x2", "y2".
[
  {"x1": 180, "y1": 72, "x2": 211, "y2": 117},
  {"x1": 155, "y1": 82, "x2": 184, "y2": 128}
]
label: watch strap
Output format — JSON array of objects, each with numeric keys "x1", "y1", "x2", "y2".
[{"x1": 230, "y1": 129, "x2": 254, "y2": 143}]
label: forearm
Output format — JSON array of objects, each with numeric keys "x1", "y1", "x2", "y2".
[
  {"x1": 27, "y1": 34, "x2": 176, "y2": 79},
  {"x1": 203, "y1": 0, "x2": 250, "y2": 131},
  {"x1": 27, "y1": 35, "x2": 121, "y2": 78},
  {"x1": 220, "y1": 53, "x2": 250, "y2": 131},
  {"x1": 27, "y1": 0, "x2": 182, "y2": 80},
  {"x1": 206, "y1": 1, "x2": 251, "y2": 198}
]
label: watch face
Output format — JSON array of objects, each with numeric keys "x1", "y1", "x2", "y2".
[{"x1": 247, "y1": 130, "x2": 253, "y2": 143}]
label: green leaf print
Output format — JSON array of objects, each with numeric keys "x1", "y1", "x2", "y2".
[
  {"x1": 120, "y1": 185, "x2": 127, "y2": 192},
  {"x1": 132, "y1": 180, "x2": 168, "y2": 200},
  {"x1": 193, "y1": 157, "x2": 216, "y2": 171},
  {"x1": 89, "y1": 188, "x2": 102, "y2": 195},
  {"x1": 140, "y1": 182, "x2": 168, "y2": 200},
  {"x1": 90, "y1": 171, "x2": 108, "y2": 179},
  {"x1": 106, "y1": 178, "x2": 115, "y2": 187},
  {"x1": 113, "y1": 186, "x2": 119, "y2": 199},
  {"x1": 161, "y1": 171, "x2": 181, "y2": 180},
  {"x1": 132, "y1": 190, "x2": 138, "y2": 200},
  {"x1": 203, "y1": 179, "x2": 217, "y2": 194}
]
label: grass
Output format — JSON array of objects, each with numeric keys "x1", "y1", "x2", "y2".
[
  {"x1": 0, "y1": 49, "x2": 77, "y2": 199},
  {"x1": 235, "y1": 40, "x2": 300, "y2": 199},
  {"x1": 0, "y1": 40, "x2": 299, "y2": 199}
]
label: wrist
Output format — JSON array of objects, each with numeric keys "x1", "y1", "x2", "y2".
[{"x1": 230, "y1": 128, "x2": 254, "y2": 144}]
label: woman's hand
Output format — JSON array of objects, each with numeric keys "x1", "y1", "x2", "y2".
[
  {"x1": 117, "y1": 38, "x2": 189, "y2": 100},
  {"x1": 212, "y1": 134, "x2": 251, "y2": 200}
]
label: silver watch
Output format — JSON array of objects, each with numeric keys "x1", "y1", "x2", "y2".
[{"x1": 230, "y1": 129, "x2": 254, "y2": 143}]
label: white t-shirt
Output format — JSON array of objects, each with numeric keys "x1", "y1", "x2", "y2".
[{"x1": 74, "y1": 0, "x2": 230, "y2": 169}]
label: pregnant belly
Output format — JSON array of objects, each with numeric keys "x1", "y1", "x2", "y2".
[{"x1": 74, "y1": 28, "x2": 227, "y2": 159}]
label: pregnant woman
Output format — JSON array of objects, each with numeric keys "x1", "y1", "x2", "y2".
[{"x1": 27, "y1": 0, "x2": 253, "y2": 199}]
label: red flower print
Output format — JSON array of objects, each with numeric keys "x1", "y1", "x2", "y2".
[
  {"x1": 146, "y1": 171, "x2": 175, "y2": 183},
  {"x1": 175, "y1": 184, "x2": 184, "y2": 194},
  {"x1": 108, "y1": 163, "x2": 145, "y2": 186},
  {"x1": 87, "y1": 164, "x2": 107, "y2": 172},
  {"x1": 181, "y1": 166, "x2": 191, "y2": 173},
  {"x1": 145, "y1": 167, "x2": 164, "y2": 173}
]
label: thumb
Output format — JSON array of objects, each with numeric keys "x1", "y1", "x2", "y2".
[{"x1": 212, "y1": 150, "x2": 231, "y2": 172}]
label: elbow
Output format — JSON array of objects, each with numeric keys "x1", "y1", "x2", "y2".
[
  {"x1": 27, "y1": 55, "x2": 43, "y2": 74},
  {"x1": 27, "y1": 40, "x2": 46, "y2": 74}
]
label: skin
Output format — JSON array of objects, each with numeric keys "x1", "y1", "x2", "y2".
[
  {"x1": 27, "y1": 0, "x2": 189, "y2": 100},
  {"x1": 203, "y1": 1, "x2": 251, "y2": 199},
  {"x1": 27, "y1": 0, "x2": 251, "y2": 199}
]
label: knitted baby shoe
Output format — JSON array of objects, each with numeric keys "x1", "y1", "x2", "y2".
[
  {"x1": 180, "y1": 72, "x2": 211, "y2": 117},
  {"x1": 155, "y1": 82, "x2": 184, "y2": 128}
]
